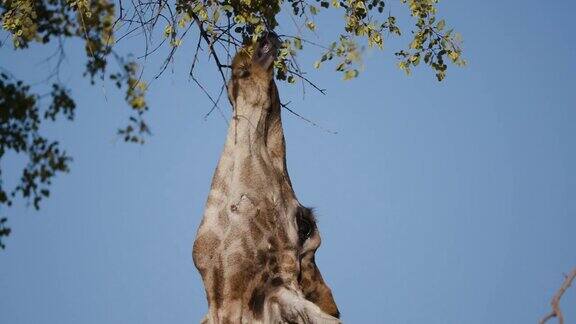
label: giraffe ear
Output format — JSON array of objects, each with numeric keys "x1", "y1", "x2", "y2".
[{"x1": 296, "y1": 207, "x2": 315, "y2": 245}]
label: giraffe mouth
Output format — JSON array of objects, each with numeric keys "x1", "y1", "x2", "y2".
[
  {"x1": 254, "y1": 32, "x2": 280, "y2": 70},
  {"x1": 261, "y1": 43, "x2": 271, "y2": 53}
]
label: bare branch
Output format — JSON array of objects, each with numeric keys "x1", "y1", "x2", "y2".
[
  {"x1": 154, "y1": 20, "x2": 193, "y2": 79},
  {"x1": 279, "y1": 34, "x2": 330, "y2": 50},
  {"x1": 189, "y1": 11, "x2": 230, "y2": 90},
  {"x1": 540, "y1": 267, "x2": 576, "y2": 324},
  {"x1": 287, "y1": 68, "x2": 326, "y2": 95},
  {"x1": 190, "y1": 73, "x2": 228, "y2": 125},
  {"x1": 189, "y1": 34, "x2": 203, "y2": 75},
  {"x1": 281, "y1": 102, "x2": 337, "y2": 135},
  {"x1": 202, "y1": 84, "x2": 226, "y2": 121}
]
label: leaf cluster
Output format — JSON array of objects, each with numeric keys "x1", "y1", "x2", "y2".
[
  {"x1": 0, "y1": 73, "x2": 73, "y2": 248},
  {"x1": 0, "y1": 0, "x2": 465, "y2": 248},
  {"x1": 161, "y1": 0, "x2": 464, "y2": 84},
  {"x1": 395, "y1": 0, "x2": 465, "y2": 81},
  {"x1": 1, "y1": 0, "x2": 153, "y2": 247}
]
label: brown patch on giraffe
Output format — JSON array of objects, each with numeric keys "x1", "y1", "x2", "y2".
[
  {"x1": 267, "y1": 236, "x2": 279, "y2": 253},
  {"x1": 267, "y1": 252, "x2": 280, "y2": 275},
  {"x1": 279, "y1": 253, "x2": 299, "y2": 275},
  {"x1": 261, "y1": 271, "x2": 270, "y2": 284},
  {"x1": 305, "y1": 290, "x2": 320, "y2": 303},
  {"x1": 217, "y1": 211, "x2": 229, "y2": 227},
  {"x1": 192, "y1": 231, "x2": 221, "y2": 272},
  {"x1": 276, "y1": 226, "x2": 292, "y2": 250},
  {"x1": 239, "y1": 158, "x2": 255, "y2": 183},
  {"x1": 249, "y1": 220, "x2": 264, "y2": 243},
  {"x1": 300, "y1": 277, "x2": 311, "y2": 288},
  {"x1": 240, "y1": 236, "x2": 257, "y2": 261},
  {"x1": 254, "y1": 208, "x2": 275, "y2": 231},
  {"x1": 229, "y1": 264, "x2": 256, "y2": 300},
  {"x1": 226, "y1": 251, "x2": 244, "y2": 266},
  {"x1": 267, "y1": 254, "x2": 277, "y2": 266},
  {"x1": 225, "y1": 235, "x2": 260, "y2": 299},
  {"x1": 210, "y1": 258, "x2": 225, "y2": 310},
  {"x1": 248, "y1": 287, "x2": 266, "y2": 319},
  {"x1": 221, "y1": 318, "x2": 232, "y2": 324},
  {"x1": 256, "y1": 249, "x2": 267, "y2": 266},
  {"x1": 270, "y1": 276, "x2": 284, "y2": 287},
  {"x1": 314, "y1": 284, "x2": 340, "y2": 319},
  {"x1": 222, "y1": 226, "x2": 241, "y2": 250},
  {"x1": 299, "y1": 256, "x2": 340, "y2": 319}
]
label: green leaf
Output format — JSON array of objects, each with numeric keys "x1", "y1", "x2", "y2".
[
  {"x1": 306, "y1": 21, "x2": 316, "y2": 31},
  {"x1": 309, "y1": 5, "x2": 318, "y2": 15},
  {"x1": 436, "y1": 19, "x2": 446, "y2": 30},
  {"x1": 343, "y1": 69, "x2": 359, "y2": 80},
  {"x1": 294, "y1": 37, "x2": 302, "y2": 50},
  {"x1": 449, "y1": 51, "x2": 459, "y2": 62}
]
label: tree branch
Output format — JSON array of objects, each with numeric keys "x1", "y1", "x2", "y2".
[
  {"x1": 287, "y1": 68, "x2": 326, "y2": 95},
  {"x1": 281, "y1": 102, "x2": 337, "y2": 135},
  {"x1": 540, "y1": 267, "x2": 576, "y2": 324},
  {"x1": 188, "y1": 11, "x2": 230, "y2": 91}
]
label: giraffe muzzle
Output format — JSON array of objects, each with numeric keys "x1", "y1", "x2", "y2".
[{"x1": 253, "y1": 32, "x2": 280, "y2": 70}]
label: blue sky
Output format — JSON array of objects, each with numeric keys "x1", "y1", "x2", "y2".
[{"x1": 1, "y1": 1, "x2": 575, "y2": 323}]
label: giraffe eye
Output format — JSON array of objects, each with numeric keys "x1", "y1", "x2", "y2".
[{"x1": 296, "y1": 208, "x2": 314, "y2": 244}]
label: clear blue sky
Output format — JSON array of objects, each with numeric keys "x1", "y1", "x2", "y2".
[{"x1": 1, "y1": 1, "x2": 575, "y2": 323}]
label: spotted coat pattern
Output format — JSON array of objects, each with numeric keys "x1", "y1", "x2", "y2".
[{"x1": 192, "y1": 34, "x2": 340, "y2": 324}]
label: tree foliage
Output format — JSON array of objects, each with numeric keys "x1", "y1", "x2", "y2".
[{"x1": 0, "y1": 0, "x2": 465, "y2": 248}]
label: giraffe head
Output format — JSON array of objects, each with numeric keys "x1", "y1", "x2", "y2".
[
  {"x1": 227, "y1": 32, "x2": 280, "y2": 111},
  {"x1": 193, "y1": 33, "x2": 340, "y2": 323}
]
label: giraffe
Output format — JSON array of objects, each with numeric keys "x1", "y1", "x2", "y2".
[{"x1": 192, "y1": 33, "x2": 341, "y2": 324}]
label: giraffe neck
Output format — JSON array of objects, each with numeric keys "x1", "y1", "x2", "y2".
[
  {"x1": 211, "y1": 94, "x2": 294, "y2": 203},
  {"x1": 231, "y1": 94, "x2": 286, "y2": 165}
]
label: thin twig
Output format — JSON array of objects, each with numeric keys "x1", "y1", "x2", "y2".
[
  {"x1": 287, "y1": 69, "x2": 326, "y2": 95},
  {"x1": 154, "y1": 21, "x2": 193, "y2": 79},
  {"x1": 203, "y1": 84, "x2": 226, "y2": 121},
  {"x1": 189, "y1": 11, "x2": 230, "y2": 90},
  {"x1": 190, "y1": 74, "x2": 228, "y2": 126},
  {"x1": 281, "y1": 102, "x2": 337, "y2": 135},
  {"x1": 279, "y1": 35, "x2": 329, "y2": 50},
  {"x1": 189, "y1": 34, "x2": 203, "y2": 75}
]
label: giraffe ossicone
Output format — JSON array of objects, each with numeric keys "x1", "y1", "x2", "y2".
[{"x1": 193, "y1": 32, "x2": 340, "y2": 324}]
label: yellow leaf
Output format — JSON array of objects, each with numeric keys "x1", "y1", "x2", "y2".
[
  {"x1": 449, "y1": 51, "x2": 459, "y2": 61},
  {"x1": 164, "y1": 24, "x2": 173, "y2": 37},
  {"x1": 306, "y1": 21, "x2": 316, "y2": 31}
]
